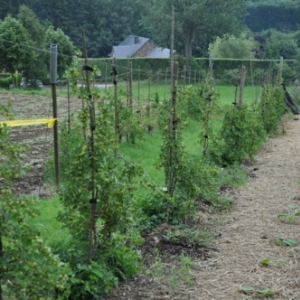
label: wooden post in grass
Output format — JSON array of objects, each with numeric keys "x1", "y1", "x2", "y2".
[
  {"x1": 209, "y1": 53, "x2": 213, "y2": 71},
  {"x1": 129, "y1": 61, "x2": 133, "y2": 113},
  {"x1": 156, "y1": 70, "x2": 160, "y2": 95},
  {"x1": 147, "y1": 71, "x2": 151, "y2": 117},
  {"x1": 67, "y1": 79, "x2": 71, "y2": 133},
  {"x1": 164, "y1": 67, "x2": 168, "y2": 101},
  {"x1": 105, "y1": 62, "x2": 108, "y2": 91},
  {"x1": 238, "y1": 65, "x2": 246, "y2": 106},
  {"x1": 278, "y1": 56, "x2": 283, "y2": 85},
  {"x1": 50, "y1": 44, "x2": 60, "y2": 186},
  {"x1": 126, "y1": 58, "x2": 129, "y2": 107},
  {"x1": 137, "y1": 65, "x2": 141, "y2": 111},
  {"x1": 206, "y1": 53, "x2": 214, "y2": 85}
]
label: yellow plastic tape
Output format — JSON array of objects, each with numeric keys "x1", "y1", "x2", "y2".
[{"x1": 0, "y1": 118, "x2": 57, "y2": 128}]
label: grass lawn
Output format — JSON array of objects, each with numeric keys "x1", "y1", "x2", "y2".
[{"x1": 29, "y1": 197, "x2": 70, "y2": 245}]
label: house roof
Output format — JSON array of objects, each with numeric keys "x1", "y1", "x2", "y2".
[
  {"x1": 111, "y1": 35, "x2": 150, "y2": 58},
  {"x1": 119, "y1": 35, "x2": 149, "y2": 47},
  {"x1": 111, "y1": 45, "x2": 138, "y2": 58},
  {"x1": 110, "y1": 35, "x2": 172, "y2": 58}
]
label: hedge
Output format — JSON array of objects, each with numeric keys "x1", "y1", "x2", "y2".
[{"x1": 78, "y1": 57, "x2": 296, "y2": 84}]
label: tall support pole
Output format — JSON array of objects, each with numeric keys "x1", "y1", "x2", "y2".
[
  {"x1": 50, "y1": 44, "x2": 60, "y2": 186},
  {"x1": 81, "y1": 30, "x2": 97, "y2": 261},
  {"x1": 163, "y1": 67, "x2": 168, "y2": 101},
  {"x1": 137, "y1": 66, "x2": 141, "y2": 111},
  {"x1": 128, "y1": 60, "x2": 133, "y2": 113},
  {"x1": 105, "y1": 62, "x2": 108, "y2": 91},
  {"x1": 67, "y1": 79, "x2": 71, "y2": 133},
  {"x1": 112, "y1": 57, "x2": 119, "y2": 157},
  {"x1": 147, "y1": 71, "x2": 151, "y2": 117},
  {"x1": 238, "y1": 65, "x2": 246, "y2": 106},
  {"x1": 126, "y1": 57, "x2": 130, "y2": 107},
  {"x1": 170, "y1": 6, "x2": 175, "y2": 96},
  {"x1": 183, "y1": 65, "x2": 186, "y2": 85},
  {"x1": 206, "y1": 53, "x2": 214, "y2": 85},
  {"x1": 167, "y1": 5, "x2": 176, "y2": 196},
  {"x1": 278, "y1": 56, "x2": 284, "y2": 85}
]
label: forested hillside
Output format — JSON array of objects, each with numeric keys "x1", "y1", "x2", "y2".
[
  {"x1": 0, "y1": 0, "x2": 147, "y2": 57},
  {"x1": 246, "y1": 0, "x2": 300, "y2": 32},
  {"x1": 0, "y1": 0, "x2": 299, "y2": 59}
]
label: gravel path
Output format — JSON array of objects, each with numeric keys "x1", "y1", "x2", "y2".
[{"x1": 190, "y1": 117, "x2": 300, "y2": 299}]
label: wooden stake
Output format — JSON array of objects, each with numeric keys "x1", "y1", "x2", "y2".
[
  {"x1": 164, "y1": 67, "x2": 168, "y2": 101},
  {"x1": 167, "y1": 6, "x2": 176, "y2": 198},
  {"x1": 278, "y1": 56, "x2": 283, "y2": 85},
  {"x1": 170, "y1": 6, "x2": 175, "y2": 88},
  {"x1": 147, "y1": 71, "x2": 151, "y2": 117},
  {"x1": 137, "y1": 65, "x2": 141, "y2": 111},
  {"x1": 51, "y1": 84, "x2": 60, "y2": 186},
  {"x1": 129, "y1": 61, "x2": 133, "y2": 113},
  {"x1": 50, "y1": 44, "x2": 60, "y2": 187},
  {"x1": 67, "y1": 79, "x2": 71, "y2": 132},
  {"x1": 238, "y1": 65, "x2": 246, "y2": 106},
  {"x1": 105, "y1": 62, "x2": 108, "y2": 91},
  {"x1": 112, "y1": 57, "x2": 120, "y2": 152},
  {"x1": 82, "y1": 29, "x2": 97, "y2": 261}
]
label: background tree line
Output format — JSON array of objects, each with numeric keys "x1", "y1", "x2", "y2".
[{"x1": 0, "y1": 0, "x2": 300, "y2": 81}]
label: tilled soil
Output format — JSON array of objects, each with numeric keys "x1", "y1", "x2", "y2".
[{"x1": 0, "y1": 91, "x2": 82, "y2": 195}]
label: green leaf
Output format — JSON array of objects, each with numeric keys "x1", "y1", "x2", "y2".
[
  {"x1": 277, "y1": 213, "x2": 288, "y2": 218},
  {"x1": 283, "y1": 239, "x2": 297, "y2": 247},
  {"x1": 294, "y1": 211, "x2": 300, "y2": 216},
  {"x1": 260, "y1": 258, "x2": 270, "y2": 266},
  {"x1": 239, "y1": 286, "x2": 254, "y2": 294},
  {"x1": 256, "y1": 288, "x2": 273, "y2": 295},
  {"x1": 288, "y1": 204, "x2": 298, "y2": 210}
]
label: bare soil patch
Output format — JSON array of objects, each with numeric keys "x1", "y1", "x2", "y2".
[{"x1": 0, "y1": 91, "x2": 82, "y2": 195}]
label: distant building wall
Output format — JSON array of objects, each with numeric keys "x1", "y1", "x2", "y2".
[{"x1": 132, "y1": 41, "x2": 156, "y2": 58}]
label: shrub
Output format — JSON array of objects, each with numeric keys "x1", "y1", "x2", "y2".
[
  {"x1": 210, "y1": 103, "x2": 266, "y2": 166},
  {"x1": 261, "y1": 29, "x2": 299, "y2": 59},
  {"x1": 0, "y1": 103, "x2": 70, "y2": 300},
  {"x1": 0, "y1": 73, "x2": 13, "y2": 89},
  {"x1": 209, "y1": 33, "x2": 256, "y2": 59}
]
